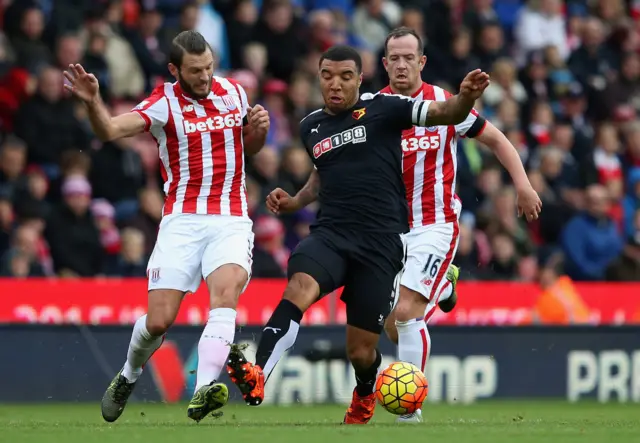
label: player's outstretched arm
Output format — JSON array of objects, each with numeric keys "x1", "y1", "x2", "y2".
[
  {"x1": 266, "y1": 169, "x2": 320, "y2": 215},
  {"x1": 476, "y1": 121, "x2": 542, "y2": 221},
  {"x1": 63, "y1": 64, "x2": 145, "y2": 141},
  {"x1": 424, "y1": 69, "x2": 490, "y2": 127}
]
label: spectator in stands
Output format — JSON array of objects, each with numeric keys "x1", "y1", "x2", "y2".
[
  {"x1": 441, "y1": 28, "x2": 480, "y2": 90},
  {"x1": 485, "y1": 187, "x2": 534, "y2": 257},
  {"x1": 92, "y1": 199, "x2": 121, "y2": 260},
  {"x1": 81, "y1": 30, "x2": 112, "y2": 102},
  {"x1": 568, "y1": 17, "x2": 618, "y2": 90},
  {"x1": 0, "y1": 42, "x2": 36, "y2": 134},
  {"x1": 0, "y1": 135, "x2": 27, "y2": 200},
  {"x1": 124, "y1": 7, "x2": 168, "y2": 93},
  {"x1": 88, "y1": 119, "x2": 146, "y2": 220},
  {"x1": 82, "y1": 6, "x2": 144, "y2": 99},
  {"x1": 454, "y1": 222, "x2": 482, "y2": 280},
  {"x1": 251, "y1": 215, "x2": 289, "y2": 278},
  {"x1": 250, "y1": 146, "x2": 281, "y2": 201},
  {"x1": 606, "y1": 210, "x2": 640, "y2": 281},
  {"x1": 487, "y1": 231, "x2": 520, "y2": 280},
  {"x1": 623, "y1": 122, "x2": 640, "y2": 170},
  {"x1": 245, "y1": 177, "x2": 263, "y2": 219},
  {"x1": 279, "y1": 145, "x2": 313, "y2": 196},
  {"x1": 45, "y1": 175, "x2": 104, "y2": 277},
  {"x1": 352, "y1": 0, "x2": 401, "y2": 53},
  {"x1": 475, "y1": 21, "x2": 509, "y2": 73},
  {"x1": 0, "y1": 223, "x2": 45, "y2": 277},
  {"x1": 515, "y1": 0, "x2": 569, "y2": 64},
  {"x1": 242, "y1": 42, "x2": 268, "y2": 82},
  {"x1": 483, "y1": 58, "x2": 528, "y2": 108},
  {"x1": 105, "y1": 227, "x2": 147, "y2": 277},
  {"x1": 9, "y1": 6, "x2": 51, "y2": 72},
  {"x1": 13, "y1": 165, "x2": 50, "y2": 220},
  {"x1": 126, "y1": 188, "x2": 164, "y2": 257},
  {"x1": 602, "y1": 52, "x2": 640, "y2": 121},
  {"x1": 14, "y1": 66, "x2": 89, "y2": 172},
  {"x1": 464, "y1": 0, "x2": 499, "y2": 38},
  {"x1": 283, "y1": 207, "x2": 314, "y2": 251},
  {"x1": 226, "y1": 0, "x2": 258, "y2": 70},
  {"x1": 623, "y1": 168, "x2": 640, "y2": 238},
  {"x1": 262, "y1": 79, "x2": 293, "y2": 149},
  {"x1": 253, "y1": 0, "x2": 308, "y2": 81},
  {"x1": 55, "y1": 33, "x2": 83, "y2": 71},
  {"x1": 561, "y1": 184, "x2": 624, "y2": 281}
]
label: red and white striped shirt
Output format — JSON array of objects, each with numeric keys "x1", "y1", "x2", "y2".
[
  {"x1": 133, "y1": 76, "x2": 249, "y2": 218},
  {"x1": 380, "y1": 83, "x2": 487, "y2": 229}
]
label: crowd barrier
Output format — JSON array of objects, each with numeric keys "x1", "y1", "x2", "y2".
[
  {"x1": 0, "y1": 279, "x2": 639, "y2": 325},
  {"x1": 1, "y1": 325, "x2": 639, "y2": 404}
]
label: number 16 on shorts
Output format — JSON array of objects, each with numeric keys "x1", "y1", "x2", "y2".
[{"x1": 420, "y1": 254, "x2": 443, "y2": 292}]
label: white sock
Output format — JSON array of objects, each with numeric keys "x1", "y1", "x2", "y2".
[
  {"x1": 122, "y1": 314, "x2": 164, "y2": 383},
  {"x1": 436, "y1": 280, "x2": 453, "y2": 302},
  {"x1": 396, "y1": 318, "x2": 431, "y2": 373},
  {"x1": 195, "y1": 308, "x2": 236, "y2": 391}
]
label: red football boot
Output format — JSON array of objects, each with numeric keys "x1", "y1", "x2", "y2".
[
  {"x1": 343, "y1": 388, "x2": 376, "y2": 424},
  {"x1": 226, "y1": 344, "x2": 265, "y2": 406}
]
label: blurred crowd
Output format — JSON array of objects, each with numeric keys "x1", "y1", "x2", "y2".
[{"x1": 0, "y1": 0, "x2": 639, "y2": 282}]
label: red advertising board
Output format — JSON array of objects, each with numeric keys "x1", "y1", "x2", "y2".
[{"x1": 0, "y1": 279, "x2": 639, "y2": 325}]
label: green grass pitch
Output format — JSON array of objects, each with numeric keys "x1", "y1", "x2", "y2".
[{"x1": 2, "y1": 402, "x2": 639, "y2": 443}]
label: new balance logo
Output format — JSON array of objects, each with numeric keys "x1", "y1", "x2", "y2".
[
  {"x1": 311, "y1": 124, "x2": 320, "y2": 134},
  {"x1": 182, "y1": 104, "x2": 194, "y2": 113},
  {"x1": 263, "y1": 327, "x2": 281, "y2": 334},
  {"x1": 183, "y1": 114, "x2": 242, "y2": 134}
]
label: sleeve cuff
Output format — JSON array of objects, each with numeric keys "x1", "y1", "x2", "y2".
[{"x1": 132, "y1": 110, "x2": 151, "y2": 132}]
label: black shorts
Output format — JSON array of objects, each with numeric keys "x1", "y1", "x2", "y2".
[{"x1": 287, "y1": 227, "x2": 407, "y2": 334}]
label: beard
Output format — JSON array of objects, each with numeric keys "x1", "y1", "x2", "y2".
[{"x1": 178, "y1": 74, "x2": 212, "y2": 99}]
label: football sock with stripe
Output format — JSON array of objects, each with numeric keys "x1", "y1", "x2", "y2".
[
  {"x1": 396, "y1": 318, "x2": 430, "y2": 374},
  {"x1": 255, "y1": 299, "x2": 303, "y2": 382}
]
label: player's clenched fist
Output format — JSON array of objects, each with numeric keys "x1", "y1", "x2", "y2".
[
  {"x1": 248, "y1": 105, "x2": 270, "y2": 136},
  {"x1": 63, "y1": 64, "x2": 100, "y2": 103},
  {"x1": 459, "y1": 69, "x2": 490, "y2": 101},
  {"x1": 266, "y1": 188, "x2": 300, "y2": 215}
]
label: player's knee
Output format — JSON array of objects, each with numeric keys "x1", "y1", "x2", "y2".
[
  {"x1": 346, "y1": 342, "x2": 376, "y2": 370},
  {"x1": 282, "y1": 273, "x2": 320, "y2": 312},
  {"x1": 384, "y1": 316, "x2": 399, "y2": 344},
  {"x1": 207, "y1": 264, "x2": 249, "y2": 309},
  {"x1": 393, "y1": 287, "x2": 428, "y2": 322},
  {"x1": 145, "y1": 314, "x2": 173, "y2": 336},
  {"x1": 146, "y1": 289, "x2": 182, "y2": 335}
]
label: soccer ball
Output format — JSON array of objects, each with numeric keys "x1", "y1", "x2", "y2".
[{"x1": 375, "y1": 362, "x2": 428, "y2": 415}]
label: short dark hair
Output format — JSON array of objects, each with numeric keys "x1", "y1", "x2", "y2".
[
  {"x1": 319, "y1": 45, "x2": 362, "y2": 73},
  {"x1": 169, "y1": 30, "x2": 211, "y2": 68},
  {"x1": 384, "y1": 27, "x2": 424, "y2": 56}
]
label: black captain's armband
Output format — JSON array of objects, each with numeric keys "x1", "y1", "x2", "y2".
[{"x1": 465, "y1": 116, "x2": 487, "y2": 138}]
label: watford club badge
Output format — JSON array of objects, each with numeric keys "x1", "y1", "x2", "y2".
[{"x1": 352, "y1": 108, "x2": 366, "y2": 120}]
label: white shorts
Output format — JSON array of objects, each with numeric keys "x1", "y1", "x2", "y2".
[
  {"x1": 147, "y1": 214, "x2": 254, "y2": 293},
  {"x1": 400, "y1": 220, "x2": 460, "y2": 305}
]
